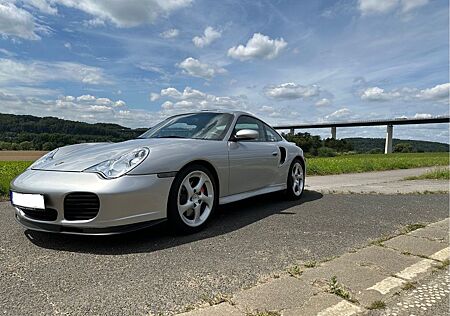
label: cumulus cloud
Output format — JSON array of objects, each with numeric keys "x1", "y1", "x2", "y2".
[
  {"x1": 358, "y1": 0, "x2": 429, "y2": 15},
  {"x1": 160, "y1": 28, "x2": 179, "y2": 38},
  {"x1": 413, "y1": 113, "x2": 433, "y2": 119},
  {"x1": 154, "y1": 86, "x2": 248, "y2": 114},
  {"x1": 0, "y1": 91, "x2": 156, "y2": 128},
  {"x1": 0, "y1": 58, "x2": 111, "y2": 85},
  {"x1": 360, "y1": 83, "x2": 449, "y2": 102},
  {"x1": 177, "y1": 57, "x2": 226, "y2": 79},
  {"x1": 54, "y1": 0, "x2": 192, "y2": 27},
  {"x1": 26, "y1": 0, "x2": 58, "y2": 15},
  {"x1": 315, "y1": 98, "x2": 332, "y2": 107},
  {"x1": 324, "y1": 108, "x2": 353, "y2": 121},
  {"x1": 192, "y1": 26, "x2": 221, "y2": 48},
  {"x1": 0, "y1": 2, "x2": 40, "y2": 40},
  {"x1": 228, "y1": 33, "x2": 287, "y2": 61},
  {"x1": 264, "y1": 83, "x2": 321, "y2": 100}
]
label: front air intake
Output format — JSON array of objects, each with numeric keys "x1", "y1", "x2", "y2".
[{"x1": 64, "y1": 192, "x2": 100, "y2": 221}]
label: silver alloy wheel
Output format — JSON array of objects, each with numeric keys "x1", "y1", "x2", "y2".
[
  {"x1": 177, "y1": 170, "x2": 214, "y2": 227},
  {"x1": 291, "y1": 162, "x2": 304, "y2": 196}
]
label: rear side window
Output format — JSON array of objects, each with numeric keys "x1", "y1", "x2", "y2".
[{"x1": 264, "y1": 124, "x2": 282, "y2": 142}]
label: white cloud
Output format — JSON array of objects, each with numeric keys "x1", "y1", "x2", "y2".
[
  {"x1": 358, "y1": 0, "x2": 429, "y2": 15},
  {"x1": 149, "y1": 92, "x2": 160, "y2": 102},
  {"x1": 160, "y1": 28, "x2": 179, "y2": 38},
  {"x1": 358, "y1": 0, "x2": 398, "y2": 15},
  {"x1": 54, "y1": 0, "x2": 192, "y2": 27},
  {"x1": 0, "y1": 91, "x2": 157, "y2": 128},
  {"x1": 401, "y1": 0, "x2": 429, "y2": 13},
  {"x1": 26, "y1": 0, "x2": 58, "y2": 15},
  {"x1": 264, "y1": 83, "x2": 321, "y2": 100},
  {"x1": 228, "y1": 33, "x2": 287, "y2": 61},
  {"x1": 413, "y1": 113, "x2": 433, "y2": 119},
  {"x1": 192, "y1": 26, "x2": 221, "y2": 48},
  {"x1": 324, "y1": 108, "x2": 353, "y2": 121},
  {"x1": 315, "y1": 98, "x2": 332, "y2": 107},
  {"x1": 177, "y1": 57, "x2": 226, "y2": 80},
  {"x1": 361, "y1": 83, "x2": 449, "y2": 102},
  {"x1": 0, "y1": 2, "x2": 40, "y2": 40},
  {"x1": 416, "y1": 83, "x2": 450, "y2": 101},
  {"x1": 155, "y1": 86, "x2": 248, "y2": 114},
  {"x1": 64, "y1": 42, "x2": 72, "y2": 49},
  {"x1": 0, "y1": 58, "x2": 111, "y2": 85}
]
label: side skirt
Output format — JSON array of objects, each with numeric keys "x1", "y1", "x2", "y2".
[{"x1": 219, "y1": 184, "x2": 286, "y2": 205}]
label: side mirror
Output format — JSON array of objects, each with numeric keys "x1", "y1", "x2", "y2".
[{"x1": 233, "y1": 129, "x2": 259, "y2": 141}]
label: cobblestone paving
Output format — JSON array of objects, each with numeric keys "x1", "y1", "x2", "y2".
[{"x1": 380, "y1": 270, "x2": 449, "y2": 316}]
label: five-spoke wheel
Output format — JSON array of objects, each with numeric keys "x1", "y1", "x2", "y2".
[
  {"x1": 168, "y1": 164, "x2": 217, "y2": 233},
  {"x1": 286, "y1": 159, "x2": 305, "y2": 199}
]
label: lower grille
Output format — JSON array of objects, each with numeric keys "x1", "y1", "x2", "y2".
[
  {"x1": 64, "y1": 192, "x2": 100, "y2": 221},
  {"x1": 20, "y1": 207, "x2": 58, "y2": 221}
]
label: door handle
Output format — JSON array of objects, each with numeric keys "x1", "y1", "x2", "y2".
[{"x1": 272, "y1": 151, "x2": 278, "y2": 156}]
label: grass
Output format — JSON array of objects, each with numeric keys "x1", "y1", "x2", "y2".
[
  {"x1": 367, "y1": 300, "x2": 386, "y2": 310},
  {"x1": 401, "y1": 282, "x2": 417, "y2": 291},
  {"x1": 287, "y1": 265, "x2": 303, "y2": 278},
  {"x1": 405, "y1": 167, "x2": 450, "y2": 180},
  {"x1": 307, "y1": 152, "x2": 449, "y2": 176},
  {"x1": 0, "y1": 161, "x2": 33, "y2": 200},
  {"x1": 328, "y1": 276, "x2": 354, "y2": 302},
  {"x1": 401, "y1": 223, "x2": 426, "y2": 234}
]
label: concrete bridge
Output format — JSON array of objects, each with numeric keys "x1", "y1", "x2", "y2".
[{"x1": 273, "y1": 116, "x2": 450, "y2": 154}]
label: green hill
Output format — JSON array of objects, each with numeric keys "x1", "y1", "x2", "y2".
[
  {"x1": 0, "y1": 113, "x2": 148, "y2": 151},
  {"x1": 344, "y1": 137, "x2": 449, "y2": 153}
]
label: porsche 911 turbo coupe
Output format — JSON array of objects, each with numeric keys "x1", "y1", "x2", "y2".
[{"x1": 10, "y1": 111, "x2": 305, "y2": 235}]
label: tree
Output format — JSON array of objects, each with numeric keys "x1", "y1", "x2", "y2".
[{"x1": 394, "y1": 143, "x2": 413, "y2": 153}]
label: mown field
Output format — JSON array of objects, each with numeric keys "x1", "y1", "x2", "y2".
[
  {"x1": 0, "y1": 152, "x2": 449, "y2": 199},
  {"x1": 307, "y1": 152, "x2": 449, "y2": 176}
]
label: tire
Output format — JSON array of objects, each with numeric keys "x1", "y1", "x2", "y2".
[
  {"x1": 285, "y1": 158, "x2": 305, "y2": 200},
  {"x1": 167, "y1": 164, "x2": 218, "y2": 234}
]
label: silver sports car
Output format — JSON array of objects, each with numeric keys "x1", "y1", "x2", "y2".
[{"x1": 10, "y1": 111, "x2": 305, "y2": 235}]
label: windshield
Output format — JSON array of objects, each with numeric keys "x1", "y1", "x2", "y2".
[{"x1": 139, "y1": 113, "x2": 234, "y2": 140}]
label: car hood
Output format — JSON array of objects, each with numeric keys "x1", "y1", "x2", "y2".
[{"x1": 31, "y1": 138, "x2": 202, "y2": 172}]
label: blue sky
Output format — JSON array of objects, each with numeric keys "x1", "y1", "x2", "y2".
[{"x1": 0, "y1": 0, "x2": 448, "y2": 142}]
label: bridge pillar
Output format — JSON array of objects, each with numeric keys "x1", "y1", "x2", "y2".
[
  {"x1": 331, "y1": 126, "x2": 336, "y2": 139},
  {"x1": 385, "y1": 125, "x2": 393, "y2": 154},
  {"x1": 290, "y1": 128, "x2": 295, "y2": 135}
]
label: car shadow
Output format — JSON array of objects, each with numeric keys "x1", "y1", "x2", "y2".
[{"x1": 25, "y1": 190, "x2": 323, "y2": 255}]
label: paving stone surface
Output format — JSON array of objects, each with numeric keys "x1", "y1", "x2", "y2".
[
  {"x1": 178, "y1": 303, "x2": 243, "y2": 316},
  {"x1": 383, "y1": 235, "x2": 448, "y2": 257},
  {"x1": 282, "y1": 293, "x2": 344, "y2": 316},
  {"x1": 232, "y1": 276, "x2": 318, "y2": 312},
  {"x1": 409, "y1": 220, "x2": 449, "y2": 243},
  {"x1": 338, "y1": 246, "x2": 422, "y2": 275}
]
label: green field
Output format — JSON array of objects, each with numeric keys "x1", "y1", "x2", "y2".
[
  {"x1": 0, "y1": 161, "x2": 32, "y2": 199},
  {"x1": 404, "y1": 167, "x2": 450, "y2": 180},
  {"x1": 0, "y1": 153, "x2": 449, "y2": 199},
  {"x1": 307, "y1": 153, "x2": 449, "y2": 176}
]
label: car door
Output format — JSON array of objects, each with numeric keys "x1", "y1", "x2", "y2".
[{"x1": 228, "y1": 115, "x2": 280, "y2": 195}]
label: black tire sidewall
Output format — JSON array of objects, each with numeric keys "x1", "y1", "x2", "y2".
[{"x1": 167, "y1": 164, "x2": 218, "y2": 234}]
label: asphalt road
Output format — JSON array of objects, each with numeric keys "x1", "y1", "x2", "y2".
[{"x1": 1, "y1": 192, "x2": 448, "y2": 315}]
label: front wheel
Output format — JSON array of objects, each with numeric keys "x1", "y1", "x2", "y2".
[
  {"x1": 167, "y1": 164, "x2": 217, "y2": 234},
  {"x1": 286, "y1": 159, "x2": 305, "y2": 200}
]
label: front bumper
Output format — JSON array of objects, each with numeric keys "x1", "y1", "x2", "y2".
[{"x1": 10, "y1": 169, "x2": 174, "y2": 235}]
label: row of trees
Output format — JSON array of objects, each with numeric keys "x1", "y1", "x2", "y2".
[{"x1": 283, "y1": 132, "x2": 353, "y2": 157}]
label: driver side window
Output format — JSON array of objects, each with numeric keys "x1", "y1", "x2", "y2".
[{"x1": 233, "y1": 116, "x2": 265, "y2": 142}]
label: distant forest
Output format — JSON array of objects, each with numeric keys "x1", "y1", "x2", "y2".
[{"x1": 0, "y1": 113, "x2": 448, "y2": 156}]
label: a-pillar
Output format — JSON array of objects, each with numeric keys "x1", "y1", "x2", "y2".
[{"x1": 385, "y1": 124, "x2": 393, "y2": 154}]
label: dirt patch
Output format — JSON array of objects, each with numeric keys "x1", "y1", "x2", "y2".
[{"x1": 0, "y1": 151, "x2": 47, "y2": 161}]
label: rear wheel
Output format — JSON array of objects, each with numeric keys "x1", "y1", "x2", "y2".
[
  {"x1": 167, "y1": 164, "x2": 217, "y2": 234},
  {"x1": 286, "y1": 159, "x2": 305, "y2": 200}
]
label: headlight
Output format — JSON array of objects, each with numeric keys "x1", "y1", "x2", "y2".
[
  {"x1": 84, "y1": 147, "x2": 149, "y2": 179},
  {"x1": 29, "y1": 149, "x2": 59, "y2": 169}
]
